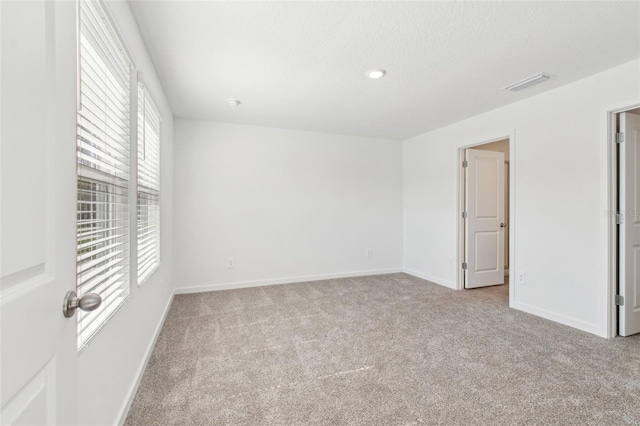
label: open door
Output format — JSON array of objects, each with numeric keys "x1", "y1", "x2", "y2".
[
  {"x1": 1, "y1": 2, "x2": 79, "y2": 423},
  {"x1": 618, "y1": 112, "x2": 640, "y2": 336},
  {"x1": 464, "y1": 149, "x2": 506, "y2": 288}
]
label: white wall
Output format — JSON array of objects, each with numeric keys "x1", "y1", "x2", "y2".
[
  {"x1": 174, "y1": 120, "x2": 402, "y2": 291},
  {"x1": 403, "y1": 59, "x2": 640, "y2": 337},
  {"x1": 75, "y1": 2, "x2": 175, "y2": 425}
]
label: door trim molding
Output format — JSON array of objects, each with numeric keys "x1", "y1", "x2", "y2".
[
  {"x1": 605, "y1": 100, "x2": 640, "y2": 339},
  {"x1": 456, "y1": 131, "x2": 516, "y2": 308}
]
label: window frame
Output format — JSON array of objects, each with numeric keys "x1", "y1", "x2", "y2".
[{"x1": 75, "y1": 0, "x2": 135, "y2": 350}]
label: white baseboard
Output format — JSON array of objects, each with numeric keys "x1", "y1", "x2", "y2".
[
  {"x1": 117, "y1": 288, "x2": 176, "y2": 426},
  {"x1": 511, "y1": 300, "x2": 604, "y2": 337},
  {"x1": 402, "y1": 268, "x2": 456, "y2": 289},
  {"x1": 175, "y1": 268, "x2": 404, "y2": 294}
]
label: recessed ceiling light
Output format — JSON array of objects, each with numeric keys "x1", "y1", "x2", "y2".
[
  {"x1": 366, "y1": 69, "x2": 386, "y2": 80},
  {"x1": 227, "y1": 99, "x2": 241, "y2": 107}
]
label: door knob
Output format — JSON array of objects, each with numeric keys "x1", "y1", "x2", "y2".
[
  {"x1": 63, "y1": 291, "x2": 102, "y2": 318},
  {"x1": 500, "y1": 223, "x2": 507, "y2": 228}
]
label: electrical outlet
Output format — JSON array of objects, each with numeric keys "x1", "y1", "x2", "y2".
[
  {"x1": 518, "y1": 272, "x2": 526, "y2": 285},
  {"x1": 366, "y1": 249, "x2": 373, "y2": 258},
  {"x1": 227, "y1": 258, "x2": 235, "y2": 269}
]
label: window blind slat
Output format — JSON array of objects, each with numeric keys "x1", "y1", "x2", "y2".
[
  {"x1": 79, "y1": 45, "x2": 129, "y2": 98},
  {"x1": 77, "y1": 232, "x2": 126, "y2": 251},
  {"x1": 77, "y1": 249, "x2": 125, "y2": 275},
  {"x1": 78, "y1": 225, "x2": 126, "y2": 240},
  {"x1": 77, "y1": 240, "x2": 124, "y2": 263},
  {"x1": 78, "y1": 108, "x2": 130, "y2": 149},
  {"x1": 82, "y1": 2, "x2": 130, "y2": 77},
  {"x1": 78, "y1": 100, "x2": 130, "y2": 136},
  {"x1": 138, "y1": 250, "x2": 158, "y2": 270},
  {"x1": 138, "y1": 264, "x2": 156, "y2": 285},
  {"x1": 77, "y1": 141, "x2": 129, "y2": 172},
  {"x1": 79, "y1": 87, "x2": 130, "y2": 132},
  {"x1": 79, "y1": 67, "x2": 129, "y2": 116},
  {"x1": 77, "y1": 217, "x2": 127, "y2": 227},
  {"x1": 79, "y1": 8, "x2": 129, "y2": 88},
  {"x1": 78, "y1": 264, "x2": 125, "y2": 296},
  {"x1": 77, "y1": 286, "x2": 127, "y2": 336},
  {"x1": 138, "y1": 238, "x2": 159, "y2": 255},
  {"x1": 77, "y1": 164, "x2": 129, "y2": 188}
]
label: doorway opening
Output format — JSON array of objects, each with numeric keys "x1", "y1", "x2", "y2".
[
  {"x1": 609, "y1": 106, "x2": 640, "y2": 337},
  {"x1": 457, "y1": 135, "x2": 513, "y2": 305}
]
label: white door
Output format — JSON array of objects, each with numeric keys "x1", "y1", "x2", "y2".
[
  {"x1": 1, "y1": 1, "x2": 79, "y2": 424},
  {"x1": 464, "y1": 149, "x2": 506, "y2": 288},
  {"x1": 619, "y1": 112, "x2": 640, "y2": 337}
]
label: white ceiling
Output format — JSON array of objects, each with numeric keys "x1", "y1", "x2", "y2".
[{"x1": 129, "y1": 1, "x2": 640, "y2": 140}]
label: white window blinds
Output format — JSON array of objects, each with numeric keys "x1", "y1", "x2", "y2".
[
  {"x1": 137, "y1": 83, "x2": 161, "y2": 285},
  {"x1": 76, "y1": 0, "x2": 132, "y2": 349}
]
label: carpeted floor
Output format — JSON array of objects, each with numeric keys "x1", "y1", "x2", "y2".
[{"x1": 124, "y1": 273, "x2": 640, "y2": 425}]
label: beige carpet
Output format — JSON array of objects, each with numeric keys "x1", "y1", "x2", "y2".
[{"x1": 124, "y1": 273, "x2": 640, "y2": 425}]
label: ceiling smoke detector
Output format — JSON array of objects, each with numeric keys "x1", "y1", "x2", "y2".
[
  {"x1": 366, "y1": 69, "x2": 386, "y2": 79},
  {"x1": 503, "y1": 73, "x2": 553, "y2": 92},
  {"x1": 227, "y1": 99, "x2": 241, "y2": 107}
]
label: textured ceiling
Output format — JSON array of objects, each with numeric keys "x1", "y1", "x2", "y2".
[{"x1": 129, "y1": 1, "x2": 640, "y2": 140}]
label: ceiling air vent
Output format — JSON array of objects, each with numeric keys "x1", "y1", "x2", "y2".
[{"x1": 503, "y1": 73, "x2": 553, "y2": 92}]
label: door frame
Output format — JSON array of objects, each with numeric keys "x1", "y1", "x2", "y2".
[
  {"x1": 457, "y1": 132, "x2": 516, "y2": 307},
  {"x1": 606, "y1": 101, "x2": 640, "y2": 338}
]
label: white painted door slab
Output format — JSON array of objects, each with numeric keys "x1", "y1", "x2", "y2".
[
  {"x1": 1, "y1": 1, "x2": 78, "y2": 423},
  {"x1": 619, "y1": 112, "x2": 640, "y2": 337},
  {"x1": 465, "y1": 149, "x2": 505, "y2": 288}
]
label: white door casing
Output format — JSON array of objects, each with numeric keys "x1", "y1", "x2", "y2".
[
  {"x1": 465, "y1": 149, "x2": 506, "y2": 288},
  {"x1": 1, "y1": 1, "x2": 78, "y2": 424},
  {"x1": 619, "y1": 112, "x2": 640, "y2": 337}
]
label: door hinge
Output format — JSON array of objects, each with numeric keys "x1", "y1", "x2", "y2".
[
  {"x1": 462, "y1": 262, "x2": 468, "y2": 270},
  {"x1": 616, "y1": 212, "x2": 624, "y2": 225},
  {"x1": 615, "y1": 294, "x2": 624, "y2": 306},
  {"x1": 462, "y1": 160, "x2": 468, "y2": 168},
  {"x1": 462, "y1": 211, "x2": 468, "y2": 219},
  {"x1": 616, "y1": 133, "x2": 625, "y2": 144}
]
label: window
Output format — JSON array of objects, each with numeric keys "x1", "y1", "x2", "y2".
[
  {"x1": 76, "y1": 0, "x2": 132, "y2": 349},
  {"x1": 136, "y1": 82, "x2": 161, "y2": 285}
]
